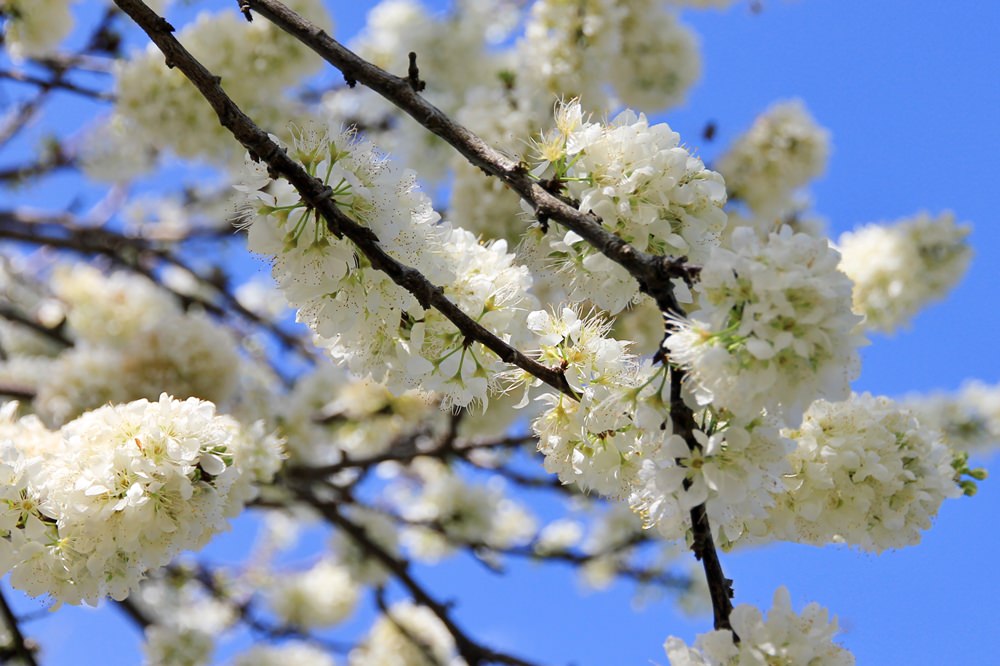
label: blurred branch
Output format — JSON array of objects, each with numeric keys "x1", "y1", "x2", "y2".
[
  {"x1": 0, "y1": 210, "x2": 318, "y2": 380},
  {"x1": 302, "y1": 490, "x2": 540, "y2": 666},
  {"x1": 0, "y1": 586, "x2": 39, "y2": 666},
  {"x1": 0, "y1": 69, "x2": 115, "y2": 101}
]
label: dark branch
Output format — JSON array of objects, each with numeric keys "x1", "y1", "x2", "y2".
[
  {"x1": 0, "y1": 586, "x2": 39, "y2": 666},
  {"x1": 111, "y1": 0, "x2": 578, "y2": 402}
]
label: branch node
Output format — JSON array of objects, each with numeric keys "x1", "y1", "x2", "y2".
[{"x1": 407, "y1": 51, "x2": 426, "y2": 92}]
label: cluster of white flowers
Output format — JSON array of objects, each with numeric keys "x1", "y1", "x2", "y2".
[
  {"x1": 28, "y1": 265, "x2": 240, "y2": 426},
  {"x1": 838, "y1": 211, "x2": 972, "y2": 333},
  {"x1": 664, "y1": 586, "x2": 854, "y2": 665},
  {"x1": 143, "y1": 625, "x2": 216, "y2": 666},
  {"x1": 237, "y1": 123, "x2": 537, "y2": 408},
  {"x1": 904, "y1": 380, "x2": 1000, "y2": 454},
  {"x1": 88, "y1": 0, "x2": 330, "y2": 174},
  {"x1": 666, "y1": 226, "x2": 863, "y2": 425},
  {"x1": 392, "y1": 458, "x2": 536, "y2": 560},
  {"x1": 716, "y1": 100, "x2": 830, "y2": 217},
  {"x1": 760, "y1": 394, "x2": 963, "y2": 552},
  {"x1": 330, "y1": 0, "x2": 520, "y2": 183},
  {"x1": 525, "y1": 101, "x2": 727, "y2": 313},
  {"x1": 233, "y1": 642, "x2": 336, "y2": 666},
  {"x1": 631, "y1": 416, "x2": 792, "y2": 547},
  {"x1": 0, "y1": 0, "x2": 74, "y2": 61},
  {"x1": 517, "y1": 0, "x2": 699, "y2": 112},
  {"x1": 349, "y1": 601, "x2": 463, "y2": 666},
  {"x1": 517, "y1": 0, "x2": 626, "y2": 107},
  {"x1": 277, "y1": 363, "x2": 438, "y2": 466},
  {"x1": 0, "y1": 394, "x2": 279, "y2": 605},
  {"x1": 137, "y1": 572, "x2": 236, "y2": 666},
  {"x1": 265, "y1": 558, "x2": 359, "y2": 629},
  {"x1": 516, "y1": 307, "x2": 668, "y2": 496},
  {"x1": 610, "y1": 0, "x2": 701, "y2": 111},
  {"x1": 353, "y1": 0, "x2": 514, "y2": 114}
]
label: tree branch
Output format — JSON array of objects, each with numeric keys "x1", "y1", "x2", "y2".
[
  {"x1": 111, "y1": 0, "x2": 578, "y2": 401},
  {"x1": 302, "y1": 490, "x2": 540, "y2": 666},
  {"x1": 0, "y1": 586, "x2": 39, "y2": 666},
  {"x1": 243, "y1": 0, "x2": 693, "y2": 311}
]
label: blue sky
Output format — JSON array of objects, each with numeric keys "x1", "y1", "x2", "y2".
[{"x1": 3, "y1": 1, "x2": 999, "y2": 664}]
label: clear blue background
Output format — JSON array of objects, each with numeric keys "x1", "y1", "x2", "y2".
[{"x1": 2, "y1": 1, "x2": 999, "y2": 664}]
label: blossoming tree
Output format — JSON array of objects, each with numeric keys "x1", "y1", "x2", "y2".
[{"x1": 0, "y1": 0, "x2": 996, "y2": 664}]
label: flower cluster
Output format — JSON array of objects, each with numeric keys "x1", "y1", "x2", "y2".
[
  {"x1": 0, "y1": 394, "x2": 280, "y2": 605},
  {"x1": 94, "y1": 0, "x2": 331, "y2": 172},
  {"x1": 630, "y1": 416, "x2": 791, "y2": 547},
  {"x1": 517, "y1": 0, "x2": 700, "y2": 113},
  {"x1": 234, "y1": 642, "x2": 336, "y2": 666},
  {"x1": 762, "y1": 394, "x2": 964, "y2": 552},
  {"x1": 0, "y1": 0, "x2": 74, "y2": 60},
  {"x1": 277, "y1": 363, "x2": 438, "y2": 467},
  {"x1": 838, "y1": 211, "x2": 972, "y2": 333},
  {"x1": 237, "y1": 123, "x2": 537, "y2": 408},
  {"x1": 664, "y1": 586, "x2": 854, "y2": 665},
  {"x1": 525, "y1": 101, "x2": 727, "y2": 313},
  {"x1": 610, "y1": 0, "x2": 701, "y2": 111},
  {"x1": 716, "y1": 100, "x2": 830, "y2": 216},
  {"x1": 666, "y1": 226, "x2": 863, "y2": 425},
  {"x1": 904, "y1": 380, "x2": 1000, "y2": 455},
  {"x1": 516, "y1": 307, "x2": 668, "y2": 497},
  {"x1": 137, "y1": 572, "x2": 235, "y2": 666},
  {"x1": 349, "y1": 601, "x2": 461, "y2": 666},
  {"x1": 265, "y1": 558, "x2": 360, "y2": 629},
  {"x1": 30, "y1": 266, "x2": 240, "y2": 426}
]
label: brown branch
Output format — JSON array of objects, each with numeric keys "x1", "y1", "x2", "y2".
[
  {"x1": 0, "y1": 69, "x2": 115, "y2": 101},
  {"x1": 0, "y1": 303, "x2": 71, "y2": 347},
  {"x1": 302, "y1": 491, "x2": 540, "y2": 666},
  {"x1": 111, "y1": 0, "x2": 578, "y2": 402},
  {"x1": 669, "y1": 363, "x2": 735, "y2": 634},
  {"x1": 287, "y1": 428, "x2": 534, "y2": 481},
  {"x1": 0, "y1": 586, "x2": 39, "y2": 666},
  {"x1": 117, "y1": 0, "x2": 734, "y2": 634},
  {"x1": 242, "y1": 0, "x2": 693, "y2": 311},
  {"x1": 0, "y1": 211, "x2": 316, "y2": 376}
]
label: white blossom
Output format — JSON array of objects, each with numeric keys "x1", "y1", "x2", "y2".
[
  {"x1": 838, "y1": 211, "x2": 972, "y2": 333},
  {"x1": 717, "y1": 100, "x2": 830, "y2": 217},
  {"x1": 518, "y1": 307, "x2": 669, "y2": 497},
  {"x1": 265, "y1": 559, "x2": 359, "y2": 629},
  {"x1": 611, "y1": 1, "x2": 701, "y2": 111},
  {"x1": 349, "y1": 601, "x2": 464, "y2": 666},
  {"x1": 904, "y1": 380, "x2": 1000, "y2": 455},
  {"x1": 630, "y1": 417, "x2": 792, "y2": 547},
  {"x1": 525, "y1": 101, "x2": 727, "y2": 313},
  {"x1": 237, "y1": 124, "x2": 537, "y2": 409},
  {"x1": 233, "y1": 642, "x2": 336, "y2": 666},
  {"x1": 143, "y1": 625, "x2": 215, "y2": 666},
  {"x1": 1, "y1": 395, "x2": 277, "y2": 605},
  {"x1": 666, "y1": 226, "x2": 863, "y2": 425},
  {"x1": 0, "y1": 0, "x2": 74, "y2": 61},
  {"x1": 106, "y1": 0, "x2": 331, "y2": 167},
  {"x1": 759, "y1": 394, "x2": 964, "y2": 552},
  {"x1": 664, "y1": 586, "x2": 854, "y2": 665}
]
